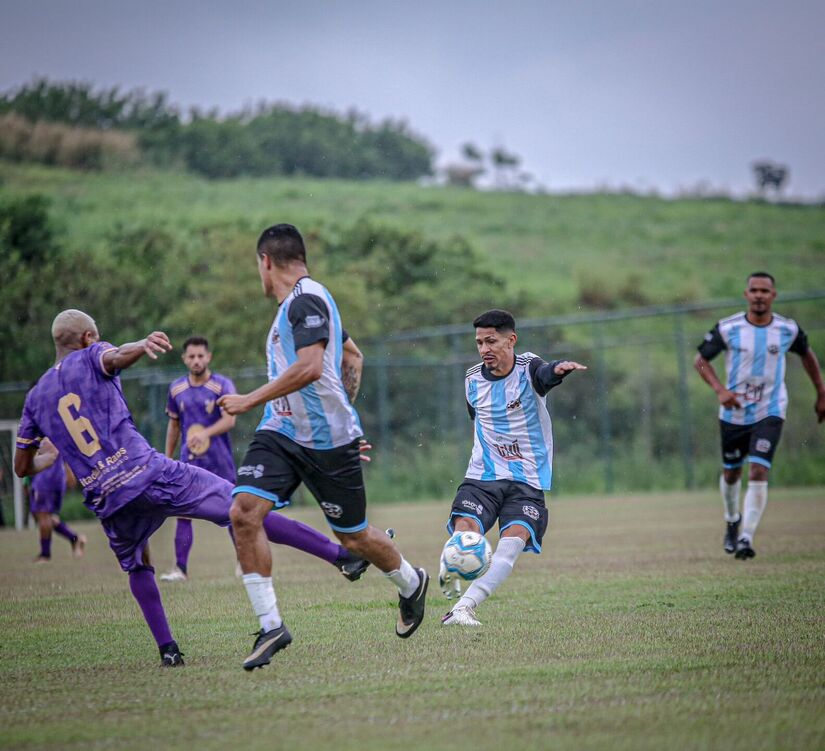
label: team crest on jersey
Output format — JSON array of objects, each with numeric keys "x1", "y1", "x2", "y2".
[
  {"x1": 768, "y1": 344, "x2": 780, "y2": 355},
  {"x1": 271, "y1": 328, "x2": 280, "y2": 344},
  {"x1": 506, "y1": 398, "x2": 522, "y2": 411},
  {"x1": 755, "y1": 438, "x2": 772, "y2": 453},
  {"x1": 320, "y1": 502, "x2": 344, "y2": 518},
  {"x1": 522, "y1": 505, "x2": 540, "y2": 521},
  {"x1": 205, "y1": 399, "x2": 215, "y2": 414}
]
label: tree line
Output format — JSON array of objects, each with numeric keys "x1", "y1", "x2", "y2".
[{"x1": 0, "y1": 79, "x2": 434, "y2": 180}]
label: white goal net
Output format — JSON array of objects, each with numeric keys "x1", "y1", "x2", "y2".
[{"x1": 0, "y1": 419, "x2": 26, "y2": 530}]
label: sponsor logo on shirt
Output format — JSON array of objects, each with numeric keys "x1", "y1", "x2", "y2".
[
  {"x1": 460, "y1": 499, "x2": 483, "y2": 515},
  {"x1": 238, "y1": 464, "x2": 265, "y2": 479},
  {"x1": 494, "y1": 439, "x2": 524, "y2": 461},
  {"x1": 755, "y1": 438, "x2": 772, "y2": 453},
  {"x1": 304, "y1": 315, "x2": 325, "y2": 329},
  {"x1": 522, "y1": 505, "x2": 540, "y2": 521},
  {"x1": 320, "y1": 502, "x2": 344, "y2": 518}
]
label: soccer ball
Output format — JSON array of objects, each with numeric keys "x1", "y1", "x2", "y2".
[{"x1": 441, "y1": 531, "x2": 492, "y2": 581}]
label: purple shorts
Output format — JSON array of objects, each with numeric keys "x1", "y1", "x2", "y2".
[
  {"x1": 101, "y1": 460, "x2": 233, "y2": 572},
  {"x1": 29, "y1": 490, "x2": 63, "y2": 515}
]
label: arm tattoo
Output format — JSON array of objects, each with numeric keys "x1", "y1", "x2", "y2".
[{"x1": 342, "y1": 362, "x2": 362, "y2": 403}]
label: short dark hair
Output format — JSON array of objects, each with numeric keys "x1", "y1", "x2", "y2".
[
  {"x1": 257, "y1": 224, "x2": 307, "y2": 266},
  {"x1": 183, "y1": 336, "x2": 209, "y2": 353},
  {"x1": 473, "y1": 309, "x2": 516, "y2": 332},
  {"x1": 748, "y1": 271, "x2": 775, "y2": 286}
]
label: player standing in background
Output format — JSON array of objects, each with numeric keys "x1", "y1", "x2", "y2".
[
  {"x1": 219, "y1": 223, "x2": 428, "y2": 671},
  {"x1": 14, "y1": 309, "x2": 371, "y2": 667},
  {"x1": 160, "y1": 336, "x2": 238, "y2": 582},
  {"x1": 25, "y1": 443, "x2": 86, "y2": 562},
  {"x1": 440, "y1": 309, "x2": 586, "y2": 626},
  {"x1": 694, "y1": 272, "x2": 825, "y2": 559}
]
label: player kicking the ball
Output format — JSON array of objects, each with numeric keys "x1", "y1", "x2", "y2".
[
  {"x1": 694, "y1": 272, "x2": 825, "y2": 559},
  {"x1": 440, "y1": 309, "x2": 586, "y2": 626}
]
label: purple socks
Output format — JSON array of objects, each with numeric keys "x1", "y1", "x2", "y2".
[
  {"x1": 262, "y1": 512, "x2": 345, "y2": 564},
  {"x1": 39, "y1": 536, "x2": 52, "y2": 558},
  {"x1": 129, "y1": 567, "x2": 174, "y2": 647},
  {"x1": 174, "y1": 518, "x2": 194, "y2": 573},
  {"x1": 53, "y1": 521, "x2": 78, "y2": 544}
]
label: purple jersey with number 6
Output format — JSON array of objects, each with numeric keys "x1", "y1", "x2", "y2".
[
  {"x1": 16, "y1": 342, "x2": 166, "y2": 519},
  {"x1": 166, "y1": 373, "x2": 236, "y2": 482}
]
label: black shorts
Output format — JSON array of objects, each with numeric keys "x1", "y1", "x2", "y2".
[
  {"x1": 447, "y1": 478, "x2": 548, "y2": 554},
  {"x1": 233, "y1": 430, "x2": 367, "y2": 533},
  {"x1": 719, "y1": 417, "x2": 784, "y2": 470}
]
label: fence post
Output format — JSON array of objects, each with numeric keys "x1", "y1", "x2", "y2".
[
  {"x1": 673, "y1": 313, "x2": 695, "y2": 488},
  {"x1": 593, "y1": 325, "x2": 614, "y2": 493}
]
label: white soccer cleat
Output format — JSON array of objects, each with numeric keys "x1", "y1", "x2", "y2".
[
  {"x1": 439, "y1": 556, "x2": 463, "y2": 600},
  {"x1": 159, "y1": 566, "x2": 188, "y2": 582},
  {"x1": 441, "y1": 606, "x2": 481, "y2": 627}
]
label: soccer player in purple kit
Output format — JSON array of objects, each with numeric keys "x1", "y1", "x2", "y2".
[
  {"x1": 160, "y1": 336, "x2": 238, "y2": 582},
  {"x1": 25, "y1": 441, "x2": 86, "y2": 562},
  {"x1": 15, "y1": 309, "x2": 370, "y2": 667}
]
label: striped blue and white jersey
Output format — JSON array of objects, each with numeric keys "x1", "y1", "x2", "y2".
[
  {"x1": 257, "y1": 277, "x2": 363, "y2": 449},
  {"x1": 464, "y1": 352, "x2": 566, "y2": 491},
  {"x1": 698, "y1": 312, "x2": 809, "y2": 425}
]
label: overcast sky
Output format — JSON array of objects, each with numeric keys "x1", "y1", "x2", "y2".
[{"x1": 2, "y1": 0, "x2": 823, "y2": 197}]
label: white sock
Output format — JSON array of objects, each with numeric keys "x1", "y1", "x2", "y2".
[
  {"x1": 242, "y1": 573, "x2": 283, "y2": 631},
  {"x1": 719, "y1": 475, "x2": 742, "y2": 522},
  {"x1": 741, "y1": 481, "x2": 768, "y2": 542},
  {"x1": 456, "y1": 536, "x2": 526, "y2": 611},
  {"x1": 385, "y1": 558, "x2": 419, "y2": 598}
]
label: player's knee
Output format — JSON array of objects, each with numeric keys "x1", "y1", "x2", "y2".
[
  {"x1": 336, "y1": 528, "x2": 370, "y2": 555},
  {"x1": 453, "y1": 516, "x2": 481, "y2": 533},
  {"x1": 749, "y1": 464, "x2": 769, "y2": 482},
  {"x1": 723, "y1": 467, "x2": 742, "y2": 484},
  {"x1": 229, "y1": 495, "x2": 256, "y2": 530}
]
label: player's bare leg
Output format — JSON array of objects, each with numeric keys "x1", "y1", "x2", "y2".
[
  {"x1": 230, "y1": 492, "x2": 291, "y2": 670},
  {"x1": 443, "y1": 525, "x2": 529, "y2": 627},
  {"x1": 736, "y1": 463, "x2": 769, "y2": 560},
  {"x1": 34, "y1": 511, "x2": 54, "y2": 562},
  {"x1": 335, "y1": 525, "x2": 428, "y2": 638}
]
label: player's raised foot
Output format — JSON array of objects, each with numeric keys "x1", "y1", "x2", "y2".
[
  {"x1": 734, "y1": 537, "x2": 756, "y2": 560},
  {"x1": 71, "y1": 534, "x2": 87, "y2": 559},
  {"x1": 724, "y1": 515, "x2": 741, "y2": 554},
  {"x1": 159, "y1": 641, "x2": 185, "y2": 667},
  {"x1": 441, "y1": 606, "x2": 481, "y2": 627},
  {"x1": 159, "y1": 566, "x2": 188, "y2": 582},
  {"x1": 335, "y1": 551, "x2": 371, "y2": 582},
  {"x1": 396, "y1": 567, "x2": 429, "y2": 639},
  {"x1": 242, "y1": 624, "x2": 292, "y2": 671}
]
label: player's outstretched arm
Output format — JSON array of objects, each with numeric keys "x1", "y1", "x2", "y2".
[
  {"x1": 102, "y1": 331, "x2": 173, "y2": 373},
  {"x1": 800, "y1": 347, "x2": 825, "y2": 423},
  {"x1": 694, "y1": 353, "x2": 741, "y2": 409},
  {"x1": 219, "y1": 342, "x2": 325, "y2": 416}
]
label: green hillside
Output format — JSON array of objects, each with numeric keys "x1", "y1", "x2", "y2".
[{"x1": 3, "y1": 161, "x2": 824, "y2": 311}]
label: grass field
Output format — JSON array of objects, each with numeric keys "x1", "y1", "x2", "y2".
[{"x1": 1, "y1": 488, "x2": 824, "y2": 750}]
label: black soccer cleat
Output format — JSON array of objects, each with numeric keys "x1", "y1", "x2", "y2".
[
  {"x1": 734, "y1": 537, "x2": 756, "y2": 560},
  {"x1": 159, "y1": 641, "x2": 185, "y2": 667},
  {"x1": 335, "y1": 551, "x2": 371, "y2": 582},
  {"x1": 242, "y1": 624, "x2": 292, "y2": 671},
  {"x1": 724, "y1": 515, "x2": 741, "y2": 554},
  {"x1": 396, "y1": 567, "x2": 429, "y2": 639},
  {"x1": 334, "y1": 528, "x2": 396, "y2": 582}
]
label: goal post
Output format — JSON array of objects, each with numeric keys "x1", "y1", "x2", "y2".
[{"x1": 0, "y1": 419, "x2": 26, "y2": 530}]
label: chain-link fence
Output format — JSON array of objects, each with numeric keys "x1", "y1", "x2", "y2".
[{"x1": 1, "y1": 292, "x2": 823, "y2": 522}]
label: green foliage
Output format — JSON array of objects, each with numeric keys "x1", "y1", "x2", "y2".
[{"x1": 0, "y1": 79, "x2": 434, "y2": 180}]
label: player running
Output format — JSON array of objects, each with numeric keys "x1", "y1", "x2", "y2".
[
  {"x1": 694, "y1": 272, "x2": 825, "y2": 559},
  {"x1": 440, "y1": 309, "x2": 586, "y2": 626},
  {"x1": 24, "y1": 443, "x2": 86, "y2": 562},
  {"x1": 219, "y1": 223, "x2": 428, "y2": 671},
  {"x1": 14, "y1": 309, "x2": 372, "y2": 667}
]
